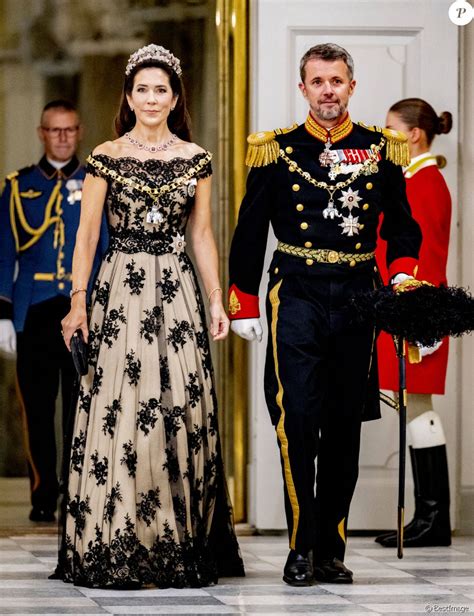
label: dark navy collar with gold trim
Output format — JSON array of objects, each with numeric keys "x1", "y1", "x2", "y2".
[
  {"x1": 304, "y1": 112, "x2": 353, "y2": 144},
  {"x1": 38, "y1": 155, "x2": 81, "y2": 180}
]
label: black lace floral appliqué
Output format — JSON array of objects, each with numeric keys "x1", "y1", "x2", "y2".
[
  {"x1": 102, "y1": 305, "x2": 127, "y2": 348},
  {"x1": 136, "y1": 397, "x2": 159, "y2": 435},
  {"x1": 136, "y1": 487, "x2": 161, "y2": 526},
  {"x1": 167, "y1": 319, "x2": 194, "y2": 352},
  {"x1": 123, "y1": 259, "x2": 146, "y2": 295},
  {"x1": 124, "y1": 350, "x2": 141, "y2": 386},
  {"x1": 140, "y1": 306, "x2": 163, "y2": 344},
  {"x1": 120, "y1": 441, "x2": 137, "y2": 478},
  {"x1": 156, "y1": 267, "x2": 180, "y2": 303},
  {"x1": 102, "y1": 397, "x2": 122, "y2": 437}
]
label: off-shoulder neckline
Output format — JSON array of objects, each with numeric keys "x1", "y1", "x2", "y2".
[{"x1": 88, "y1": 152, "x2": 210, "y2": 165}]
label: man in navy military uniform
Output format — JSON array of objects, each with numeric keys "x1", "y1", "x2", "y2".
[
  {"x1": 229, "y1": 44, "x2": 422, "y2": 585},
  {"x1": 0, "y1": 100, "x2": 105, "y2": 522}
]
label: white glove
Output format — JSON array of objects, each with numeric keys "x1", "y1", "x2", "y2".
[
  {"x1": 419, "y1": 339, "x2": 443, "y2": 357},
  {"x1": 391, "y1": 272, "x2": 413, "y2": 285},
  {"x1": 0, "y1": 319, "x2": 16, "y2": 354},
  {"x1": 231, "y1": 318, "x2": 263, "y2": 342}
]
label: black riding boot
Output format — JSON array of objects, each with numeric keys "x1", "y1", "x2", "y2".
[{"x1": 375, "y1": 445, "x2": 451, "y2": 547}]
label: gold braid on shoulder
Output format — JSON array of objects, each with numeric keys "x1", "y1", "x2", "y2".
[
  {"x1": 358, "y1": 122, "x2": 410, "y2": 167},
  {"x1": 245, "y1": 123, "x2": 298, "y2": 167}
]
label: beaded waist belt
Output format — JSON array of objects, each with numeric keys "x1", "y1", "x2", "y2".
[
  {"x1": 107, "y1": 231, "x2": 186, "y2": 257},
  {"x1": 277, "y1": 241, "x2": 374, "y2": 266}
]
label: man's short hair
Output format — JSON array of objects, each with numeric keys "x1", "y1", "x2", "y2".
[
  {"x1": 42, "y1": 99, "x2": 78, "y2": 114},
  {"x1": 300, "y1": 43, "x2": 354, "y2": 82}
]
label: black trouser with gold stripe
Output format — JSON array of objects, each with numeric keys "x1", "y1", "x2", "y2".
[
  {"x1": 16, "y1": 296, "x2": 75, "y2": 513},
  {"x1": 264, "y1": 270, "x2": 375, "y2": 561}
]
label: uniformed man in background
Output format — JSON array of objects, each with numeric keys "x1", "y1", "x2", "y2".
[
  {"x1": 0, "y1": 100, "x2": 105, "y2": 522},
  {"x1": 228, "y1": 44, "x2": 422, "y2": 586}
]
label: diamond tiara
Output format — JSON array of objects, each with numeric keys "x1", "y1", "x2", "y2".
[{"x1": 125, "y1": 44, "x2": 182, "y2": 77}]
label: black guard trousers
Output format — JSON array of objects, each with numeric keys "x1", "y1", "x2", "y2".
[
  {"x1": 16, "y1": 296, "x2": 75, "y2": 513},
  {"x1": 264, "y1": 269, "x2": 376, "y2": 562}
]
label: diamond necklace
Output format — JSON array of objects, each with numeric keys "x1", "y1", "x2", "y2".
[{"x1": 124, "y1": 131, "x2": 178, "y2": 152}]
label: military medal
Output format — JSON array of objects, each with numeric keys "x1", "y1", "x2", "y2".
[
  {"x1": 187, "y1": 178, "x2": 197, "y2": 197},
  {"x1": 66, "y1": 179, "x2": 83, "y2": 204},
  {"x1": 146, "y1": 199, "x2": 164, "y2": 225},
  {"x1": 339, "y1": 214, "x2": 360, "y2": 236},
  {"x1": 338, "y1": 187, "x2": 361, "y2": 211},
  {"x1": 319, "y1": 139, "x2": 340, "y2": 181},
  {"x1": 322, "y1": 199, "x2": 341, "y2": 220},
  {"x1": 170, "y1": 232, "x2": 186, "y2": 254}
]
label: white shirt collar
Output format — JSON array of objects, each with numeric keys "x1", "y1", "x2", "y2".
[{"x1": 46, "y1": 157, "x2": 71, "y2": 170}]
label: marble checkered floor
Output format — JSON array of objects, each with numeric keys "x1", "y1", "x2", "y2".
[{"x1": 0, "y1": 533, "x2": 473, "y2": 615}]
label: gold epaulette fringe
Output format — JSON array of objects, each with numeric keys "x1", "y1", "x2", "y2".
[
  {"x1": 245, "y1": 123, "x2": 298, "y2": 167},
  {"x1": 358, "y1": 122, "x2": 410, "y2": 167}
]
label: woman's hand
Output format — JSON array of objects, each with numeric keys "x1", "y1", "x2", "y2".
[
  {"x1": 61, "y1": 299, "x2": 88, "y2": 351},
  {"x1": 209, "y1": 295, "x2": 230, "y2": 341}
]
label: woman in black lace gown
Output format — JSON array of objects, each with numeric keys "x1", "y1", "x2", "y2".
[{"x1": 57, "y1": 44, "x2": 244, "y2": 588}]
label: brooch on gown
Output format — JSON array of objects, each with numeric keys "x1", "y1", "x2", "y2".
[{"x1": 170, "y1": 233, "x2": 186, "y2": 254}]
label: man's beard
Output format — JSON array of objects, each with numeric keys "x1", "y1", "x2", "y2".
[{"x1": 313, "y1": 99, "x2": 347, "y2": 121}]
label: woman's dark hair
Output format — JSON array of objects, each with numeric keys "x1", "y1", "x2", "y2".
[
  {"x1": 114, "y1": 59, "x2": 192, "y2": 141},
  {"x1": 389, "y1": 98, "x2": 452, "y2": 146}
]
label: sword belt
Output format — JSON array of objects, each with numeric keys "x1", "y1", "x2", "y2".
[{"x1": 277, "y1": 241, "x2": 375, "y2": 266}]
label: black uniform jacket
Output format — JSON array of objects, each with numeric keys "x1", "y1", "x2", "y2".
[{"x1": 228, "y1": 118, "x2": 422, "y2": 320}]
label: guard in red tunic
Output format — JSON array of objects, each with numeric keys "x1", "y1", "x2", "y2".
[
  {"x1": 228, "y1": 44, "x2": 421, "y2": 586},
  {"x1": 375, "y1": 98, "x2": 453, "y2": 547}
]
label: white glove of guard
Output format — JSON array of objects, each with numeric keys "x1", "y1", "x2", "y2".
[
  {"x1": 0, "y1": 319, "x2": 17, "y2": 354},
  {"x1": 231, "y1": 318, "x2": 263, "y2": 342},
  {"x1": 419, "y1": 339, "x2": 443, "y2": 357},
  {"x1": 391, "y1": 272, "x2": 414, "y2": 285}
]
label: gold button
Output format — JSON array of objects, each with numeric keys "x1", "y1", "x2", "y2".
[
  {"x1": 304, "y1": 241, "x2": 313, "y2": 248},
  {"x1": 292, "y1": 184, "x2": 300, "y2": 192},
  {"x1": 300, "y1": 222, "x2": 308, "y2": 230},
  {"x1": 366, "y1": 182, "x2": 373, "y2": 190},
  {"x1": 58, "y1": 282, "x2": 65, "y2": 290},
  {"x1": 306, "y1": 259, "x2": 314, "y2": 266},
  {"x1": 359, "y1": 223, "x2": 365, "y2": 230},
  {"x1": 349, "y1": 260, "x2": 356, "y2": 267},
  {"x1": 328, "y1": 250, "x2": 339, "y2": 264},
  {"x1": 362, "y1": 203, "x2": 369, "y2": 211},
  {"x1": 355, "y1": 242, "x2": 361, "y2": 250},
  {"x1": 274, "y1": 267, "x2": 279, "y2": 274},
  {"x1": 296, "y1": 204, "x2": 304, "y2": 212},
  {"x1": 285, "y1": 146, "x2": 293, "y2": 154}
]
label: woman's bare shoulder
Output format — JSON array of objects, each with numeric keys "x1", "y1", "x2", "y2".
[
  {"x1": 92, "y1": 139, "x2": 127, "y2": 157},
  {"x1": 174, "y1": 140, "x2": 208, "y2": 158}
]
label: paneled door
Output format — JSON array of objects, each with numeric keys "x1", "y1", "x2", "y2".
[{"x1": 247, "y1": 0, "x2": 459, "y2": 530}]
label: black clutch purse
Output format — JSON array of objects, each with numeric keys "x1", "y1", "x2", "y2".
[{"x1": 70, "y1": 330, "x2": 88, "y2": 376}]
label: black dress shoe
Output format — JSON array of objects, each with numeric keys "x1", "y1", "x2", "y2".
[
  {"x1": 313, "y1": 558, "x2": 353, "y2": 584},
  {"x1": 283, "y1": 550, "x2": 314, "y2": 586},
  {"x1": 29, "y1": 508, "x2": 56, "y2": 522}
]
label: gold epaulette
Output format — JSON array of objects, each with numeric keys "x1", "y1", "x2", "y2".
[
  {"x1": 358, "y1": 122, "x2": 410, "y2": 167},
  {"x1": 6, "y1": 170, "x2": 19, "y2": 181},
  {"x1": 245, "y1": 123, "x2": 298, "y2": 167}
]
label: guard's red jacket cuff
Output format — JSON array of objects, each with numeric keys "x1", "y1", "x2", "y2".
[
  {"x1": 388, "y1": 257, "x2": 419, "y2": 281},
  {"x1": 228, "y1": 284, "x2": 260, "y2": 320}
]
